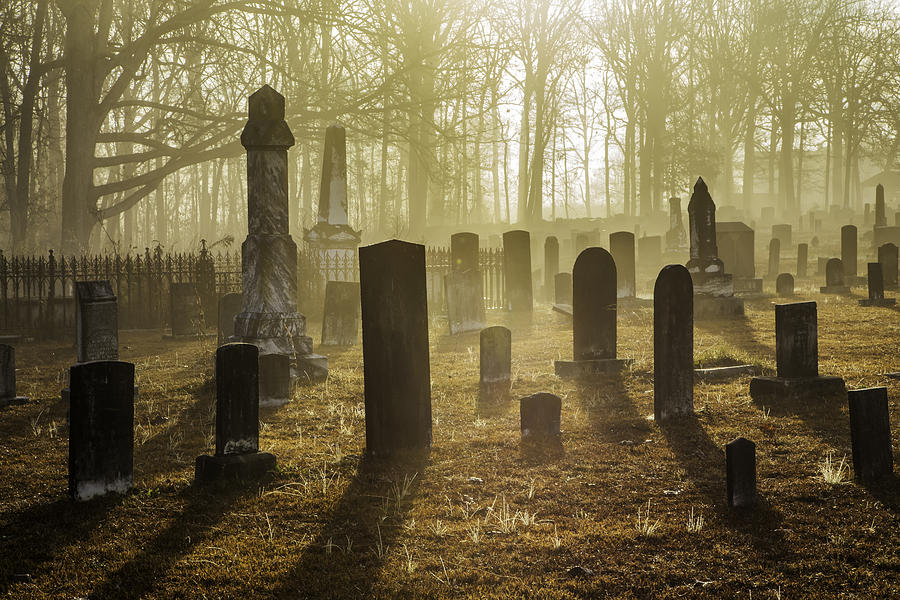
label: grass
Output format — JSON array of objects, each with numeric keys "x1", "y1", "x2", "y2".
[{"x1": 0, "y1": 290, "x2": 898, "y2": 598}]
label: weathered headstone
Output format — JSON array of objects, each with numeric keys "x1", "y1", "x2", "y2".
[
  {"x1": 653, "y1": 265, "x2": 693, "y2": 421},
  {"x1": 451, "y1": 232, "x2": 479, "y2": 272},
  {"x1": 503, "y1": 230, "x2": 533, "y2": 312},
  {"x1": 195, "y1": 343, "x2": 276, "y2": 482},
  {"x1": 848, "y1": 387, "x2": 893, "y2": 482},
  {"x1": 520, "y1": 393, "x2": 561, "y2": 439},
  {"x1": 217, "y1": 293, "x2": 243, "y2": 346},
  {"x1": 859, "y1": 263, "x2": 895, "y2": 306},
  {"x1": 446, "y1": 269, "x2": 486, "y2": 334},
  {"x1": 321, "y1": 281, "x2": 360, "y2": 345},
  {"x1": 771, "y1": 224, "x2": 792, "y2": 249},
  {"x1": 841, "y1": 225, "x2": 859, "y2": 282},
  {"x1": 544, "y1": 236, "x2": 559, "y2": 300},
  {"x1": 259, "y1": 354, "x2": 292, "y2": 406},
  {"x1": 797, "y1": 243, "x2": 808, "y2": 279},
  {"x1": 750, "y1": 301, "x2": 845, "y2": 399},
  {"x1": 876, "y1": 183, "x2": 887, "y2": 227},
  {"x1": 767, "y1": 238, "x2": 780, "y2": 279},
  {"x1": 666, "y1": 197, "x2": 687, "y2": 250},
  {"x1": 877, "y1": 243, "x2": 898, "y2": 290},
  {"x1": 0, "y1": 344, "x2": 27, "y2": 407},
  {"x1": 360, "y1": 240, "x2": 431, "y2": 456},
  {"x1": 776, "y1": 273, "x2": 794, "y2": 297},
  {"x1": 820, "y1": 258, "x2": 851, "y2": 294},
  {"x1": 554, "y1": 272, "x2": 572, "y2": 306},
  {"x1": 479, "y1": 326, "x2": 511, "y2": 404},
  {"x1": 555, "y1": 248, "x2": 632, "y2": 378},
  {"x1": 726, "y1": 437, "x2": 756, "y2": 509},
  {"x1": 68, "y1": 361, "x2": 134, "y2": 501},
  {"x1": 75, "y1": 281, "x2": 118, "y2": 362},
  {"x1": 609, "y1": 231, "x2": 636, "y2": 299},
  {"x1": 169, "y1": 282, "x2": 203, "y2": 336},
  {"x1": 717, "y1": 222, "x2": 760, "y2": 293}
]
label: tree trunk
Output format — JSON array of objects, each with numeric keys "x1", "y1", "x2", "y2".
[{"x1": 517, "y1": 84, "x2": 532, "y2": 223}]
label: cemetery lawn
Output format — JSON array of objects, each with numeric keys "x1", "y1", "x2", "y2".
[{"x1": 2, "y1": 288, "x2": 899, "y2": 599}]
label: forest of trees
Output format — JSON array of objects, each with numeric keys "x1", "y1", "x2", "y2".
[{"x1": 2, "y1": 0, "x2": 900, "y2": 254}]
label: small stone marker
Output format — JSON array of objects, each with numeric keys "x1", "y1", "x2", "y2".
[
  {"x1": 217, "y1": 293, "x2": 243, "y2": 346},
  {"x1": 360, "y1": 239, "x2": 432, "y2": 456},
  {"x1": 653, "y1": 265, "x2": 693, "y2": 421},
  {"x1": 797, "y1": 243, "x2": 808, "y2": 279},
  {"x1": 877, "y1": 243, "x2": 898, "y2": 290},
  {"x1": 876, "y1": 183, "x2": 887, "y2": 227},
  {"x1": 195, "y1": 343, "x2": 276, "y2": 482},
  {"x1": 259, "y1": 353, "x2": 292, "y2": 406},
  {"x1": 841, "y1": 225, "x2": 858, "y2": 282},
  {"x1": 555, "y1": 248, "x2": 632, "y2": 378},
  {"x1": 848, "y1": 387, "x2": 893, "y2": 482},
  {"x1": 520, "y1": 393, "x2": 561, "y2": 439},
  {"x1": 75, "y1": 281, "x2": 118, "y2": 363},
  {"x1": 767, "y1": 238, "x2": 780, "y2": 279},
  {"x1": 726, "y1": 437, "x2": 756, "y2": 509},
  {"x1": 503, "y1": 230, "x2": 533, "y2": 312},
  {"x1": 68, "y1": 361, "x2": 134, "y2": 501},
  {"x1": 544, "y1": 236, "x2": 559, "y2": 300},
  {"x1": 0, "y1": 344, "x2": 28, "y2": 407},
  {"x1": 554, "y1": 272, "x2": 572, "y2": 306},
  {"x1": 479, "y1": 326, "x2": 511, "y2": 404},
  {"x1": 820, "y1": 258, "x2": 850, "y2": 294},
  {"x1": 169, "y1": 282, "x2": 203, "y2": 336},
  {"x1": 609, "y1": 231, "x2": 636, "y2": 298},
  {"x1": 321, "y1": 281, "x2": 360, "y2": 345},
  {"x1": 860, "y1": 263, "x2": 895, "y2": 306},
  {"x1": 776, "y1": 273, "x2": 794, "y2": 297}
]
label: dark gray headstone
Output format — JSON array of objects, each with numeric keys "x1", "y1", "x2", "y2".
[
  {"x1": 867, "y1": 263, "x2": 885, "y2": 301},
  {"x1": 609, "y1": 232, "x2": 636, "y2": 298},
  {"x1": 878, "y1": 243, "x2": 898, "y2": 289},
  {"x1": 726, "y1": 437, "x2": 756, "y2": 508},
  {"x1": 170, "y1": 282, "x2": 203, "y2": 336},
  {"x1": 75, "y1": 281, "x2": 118, "y2": 363},
  {"x1": 841, "y1": 225, "x2": 858, "y2": 279},
  {"x1": 797, "y1": 243, "x2": 808, "y2": 278},
  {"x1": 217, "y1": 293, "x2": 243, "y2": 346},
  {"x1": 775, "y1": 301, "x2": 817, "y2": 378},
  {"x1": 554, "y1": 272, "x2": 572, "y2": 305},
  {"x1": 360, "y1": 240, "x2": 432, "y2": 456},
  {"x1": 479, "y1": 326, "x2": 511, "y2": 404},
  {"x1": 503, "y1": 230, "x2": 533, "y2": 312},
  {"x1": 653, "y1": 265, "x2": 693, "y2": 421},
  {"x1": 848, "y1": 387, "x2": 893, "y2": 482},
  {"x1": 445, "y1": 269, "x2": 485, "y2": 335},
  {"x1": 544, "y1": 236, "x2": 559, "y2": 299},
  {"x1": 520, "y1": 393, "x2": 561, "y2": 439},
  {"x1": 321, "y1": 281, "x2": 360, "y2": 345},
  {"x1": 259, "y1": 353, "x2": 291, "y2": 406},
  {"x1": 876, "y1": 184, "x2": 886, "y2": 227},
  {"x1": 0, "y1": 344, "x2": 26, "y2": 404},
  {"x1": 451, "y1": 232, "x2": 479, "y2": 273},
  {"x1": 573, "y1": 248, "x2": 616, "y2": 360},
  {"x1": 216, "y1": 343, "x2": 260, "y2": 455},
  {"x1": 767, "y1": 238, "x2": 780, "y2": 278},
  {"x1": 776, "y1": 273, "x2": 794, "y2": 297},
  {"x1": 68, "y1": 361, "x2": 134, "y2": 501}
]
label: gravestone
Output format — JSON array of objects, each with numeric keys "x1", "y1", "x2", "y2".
[
  {"x1": 859, "y1": 263, "x2": 895, "y2": 306},
  {"x1": 479, "y1": 326, "x2": 511, "y2": 404},
  {"x1": 609, "y1": 231, "x2": 636, "y2": 298},
  {"x1": 0, "y1": 344, "x2": 27, "y2": 407},
  {"x1": 217, "y1": 293, "x2": 243, "y2": 346},
  {"x1": 503, "y1": 230, "x2": 533, "y2": 312},
  {"x1": 169, "y1": 282, "x2": 203, "y2": 336},
  {"x1": 666, "y1": 197, "x2": 687, "y2": 250},
  {"x1": 68, "y1": 361, "x2": 134, "y2": 501},
  {"x1": 638, "y1": 236, "x2": 662, "y2": 273},
  {"x1": 544, "y1": 236, "x2": 559, "y2": 300},
  {"x1": 767, "y1": 238, "x2": 780, "y2": 279},
  {"x1": 717, "y1": 222, "x2": 760, "y2": 293},
  {"x1": 321, "y1": 281, "x2": 360, "y2": 345},
  {"x1": 776, "y1": 273, "x2": 794, "y2": 297},
  {"x1": 195, "y1": 343, "x2": 276, "y2": 482},
  {"x1": 877, "y1": 243, "x2": 898, "y2": 290},
  {"x1": 848, "y1": 387, "x2": 893, "y2": 482},
  {"x1": 451, "y1": 232, "x2": 479, "y2": 272},
  {"x1": 554, "y1": 272, "x2": 572, "y2": 306},
  {"x1": 820, "y1": 258, "x2": 851, "y2": 294},
  {"x1": 653, "y1": 265, "x2": 693, "y2": 421},
  {"x1": 360, "y1": 240, "x2": 431, "y2": 456},
  {"x1": 876, "y1": 184, "x2": 886, "y2": 227},
  {"x1": 75, "y1": 281, "x2": 118, "y2": 362},
  {"x1": 797, "y1": 243, "x2": 808, "y2": 278},
  {"x1": 750, "y1": 301, "x2": 845, "y2": 399},
  {"x1": 259, "y1": 354, "x2": 292, "y2": 406},
  {"x1": 555, "y1": 248, "x2": 632, "y2": 378},
  {"x1": 771, "y1": 224, "x2": 792, "y2": 249},
  {"x1": 236, "y1": 85, "x2": 326, "y2": 383},
  {"x1": 446, "y1": 232, "x2": 485, "y2": 335},
  {"x1": 841, "y1": 225, "x2": 859, "y2": 282},
  {"x1": 520, "y1": 393, "x2": 561, "y2": 439},
  {"x1": 726, "y1": 437, "x2": 756, "y2": 509}
]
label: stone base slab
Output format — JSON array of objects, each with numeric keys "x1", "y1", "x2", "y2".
[
  {"x1": 749, "y1": 376, "x2": 846, "y2": 399},
  {"x1": 820, "y1": 285, "x2": 851, "y2": 294},
  {"x1": 555, "y1": 358, "x2": 633, "y2": 378},
  {"x1": 296, "y1": 353, "x2": 328, "y2": 383},
  {"x1": 694, "y1": 295, "x2": 745, "y2": 319},
  {"x1": 194, "y1": 452, "x2": 276, "y2": 483},
  {"x1": 859, "y1": 298, "x2": 896, "y2": 307},
  {"x1": 695, "y1": 364, "x2": 759, "y2": 381},
  {"x1": 0, "y1": 396, "x2": 28, "y2": 409}
]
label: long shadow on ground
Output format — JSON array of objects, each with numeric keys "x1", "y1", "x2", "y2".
[{"x1": 696, "y1": 315, "x2": 774, "y2": 364}]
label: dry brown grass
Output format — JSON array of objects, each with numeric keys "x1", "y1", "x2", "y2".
[{"x1": 0, "y1": 290, "x2": 898, "y2": 599}]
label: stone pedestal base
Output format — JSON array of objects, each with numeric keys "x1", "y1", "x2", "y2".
[
  {"x1": 555, "y1": 358, "x2": 633, "y2": 378},
  {"x1": 0, "y1": 395, "x2": 27, "y2": 409},
  {"x1": 859, "y1": 298, "x2": 896, "y2": 307},
  {"x1": 694, "y1": 295, "x2": 745, "y2": 319},
  {"x1": 749, "y1": 376, "x2": 846, "y2": 400},
  {"x1": 820, "y1": 285, "x2": 851, "y2": 294},
  {"x1": 234, "y1": 311, "x2": 313, "y2": 356},
  {"x1": 690, "y1": 272, "x2": 734, "y2": 296},
  {"x1": 194, "y1": 452, "x2": 276, "y2": 483},
  {"x1": 694, "y1": 365, "x2": 758, "y2": 381}
]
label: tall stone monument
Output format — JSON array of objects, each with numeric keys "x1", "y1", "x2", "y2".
[
  {"x1": 234, "y1": 85, "x2": 327, "y2": 392},
  {"x1": 875, "y1": 183, "x2": 886, "y2": 228}
]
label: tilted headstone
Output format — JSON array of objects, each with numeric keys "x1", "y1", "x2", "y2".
[
  {"x1": 321, "y1": 281, "x2": 360, "y2": 345},
  {"x1": 775, "y1": 273, "x2": 794, "y2": 297},
  {"x1": 609, "y1": 231, "x2": 636, "y2": 298},
  {"x1": 217, "y1": 292, "x2": 243, "y2": 346},
  {"x1": 877, "y1": 243, "x2": 898, "y2": 290},
  {"x1": 451, "y1": 232, "x2": 479, "y2": 273},
  {"x1": 520, "y1": 393, "x2": 561, "y2": 439},
  {"x1": 653, "y1": 265, "x2": 693, "y2": 421},
  {"x1": 841, "y1": 225, "x2": 858, "y2": 280},
  {"x1": 479, "y1": 326, "x2": 511, "y2": 404},
  {"x1": 797, "y1": 243, "x2": 808, "y2": 279},
  {"x1": 848, "y1": 387, "x2": 893, "y2": 482},
  {"x1": 820, "y1": 258, "x2": 850, "y2": 294},
  {"x1": 554, "y1": 272, "x2": 572, "y2": 306},
  {"x1": 75, "y1": 281, "x2": 118, "y2": 362},
  {"x1": 503, "y1": 230, "x2": 533, "y2": 312},
  {"x1": 360, "y1": 240, "x2": 431, "y2": 456},
  {"x1": 876, "y1": 184, "x2": 886, "y2": 227},
  {"x1": 859, "y1": 263, "x2": 895, "y2": 306},
  {"x1": 68, "y1": 361, "x2": 134, "y2": 501},
  {"x1": 195, "y1": 343, "x2": 276, "y2": 482},
  {"x1": 771, "y1": 224, "x2": 792, "y2": 249},
  {"x1": 726, "y1": 437, "x2": 756, "y2": 509},
  {"x1": 259, "y1": 354, "x2": 291, "y2": 406},
  {"x1": 638, "y1": 236, "x2": 662, "y2": 273},
  {"x1": 544, "y1": 236, "x2": 559, "y2": 300},
  {"x1": 767, "y1": 238, "x2": 780, "y2": 278},
  {"x1": 169, "y1": 282, "x2": 203, "y2": 336},
  {"x1": 0, "y1": 344, "x2": 27, "y2": 406},
  {"x1": 666, "y1": 197, "x2": 687, "y2": 250}
]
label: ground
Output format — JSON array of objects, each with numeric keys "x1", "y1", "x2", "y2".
[{"x1": 1, "y1": 283, "x2": 899, "y2": 599}]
